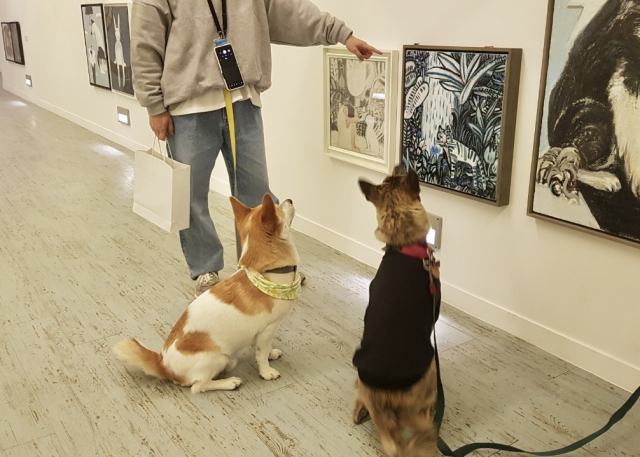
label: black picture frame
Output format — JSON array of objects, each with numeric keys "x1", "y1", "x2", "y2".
[
  {"x1": 2, "y1": 22, "x2": 25, "y2": 65},
  {"x1": 81, "y1": 3, "x2": 112, "y2": 90},
  {"x1": 10, "y1": 22, "x2": 25, "y2": 65}
]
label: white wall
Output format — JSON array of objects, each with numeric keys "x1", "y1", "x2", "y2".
[{"x1": 1, "y1": 0, "x2": 639, "y2": 392}]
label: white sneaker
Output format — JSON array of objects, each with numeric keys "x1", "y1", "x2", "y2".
[{"x1": 194, "y1": 272, "x2": 220, "y2": 298}]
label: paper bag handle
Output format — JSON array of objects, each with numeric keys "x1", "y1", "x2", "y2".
[{"x1": 152, "y1": 136, "x2": 174, "y2": 162}]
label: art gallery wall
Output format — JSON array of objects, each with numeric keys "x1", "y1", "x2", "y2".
[
  {"x1": 0, "y1": 0, "x2": 148, "y2": 152},
  {"x1": 0, "y1": 0, "x2": 638, "y2": 391}
]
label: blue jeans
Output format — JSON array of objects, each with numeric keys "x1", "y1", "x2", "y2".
[{"x1": 168, "y1": 100, "x2": 276, "y2": 279}]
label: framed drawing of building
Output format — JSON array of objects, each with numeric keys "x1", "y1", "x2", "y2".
[
  {"x1": 400, "y1": 45, "x2": 522, "y2": 206},
  {"x1": 324, "y1": 48, "x2": 399, "y2": 174}
]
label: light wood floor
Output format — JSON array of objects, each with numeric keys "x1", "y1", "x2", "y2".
[{"x1": 0, "y1": 83, "x2": 638, "y2": 457}]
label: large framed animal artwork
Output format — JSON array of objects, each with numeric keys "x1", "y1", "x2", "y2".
[
  {"x1": 104, "y1": 4, "x2": 134, "y2": 97},
  {"x1": 324, "y1": 48, "x2": 399, "y2": 174},
  {"x1": 81, "y1": 4, "x2": 111, "y2": 90},
  {"x1": 400, "y1": 45, "x2": 522, "y2": 206},
  {"x1": 528, "y1": 0, "x2": 640, "y2": 248}
]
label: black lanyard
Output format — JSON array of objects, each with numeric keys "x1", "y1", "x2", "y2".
[{"x1": 206, "y1": 0, "x2": 227, "y2": 38}]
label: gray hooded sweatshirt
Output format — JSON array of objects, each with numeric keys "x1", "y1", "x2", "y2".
[{"x1": 131, "y1": 0, "x2": 353, "y2": 116}]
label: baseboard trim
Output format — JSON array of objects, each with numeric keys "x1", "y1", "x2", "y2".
[
  {"x1": 442, "y1": 283, "x2": 640, "y2": 392},
  {"x1": 3, "y1": 84, "x2": 146, "y2": 153},
  {"x1": 209, "y1": 176, "x2": 231, "y2": 197}
]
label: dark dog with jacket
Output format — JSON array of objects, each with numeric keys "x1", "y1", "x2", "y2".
[{"x1": 353, "y1": 167, "x2": 441, "y2": 457}]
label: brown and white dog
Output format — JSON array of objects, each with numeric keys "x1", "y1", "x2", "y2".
[
  {"x1": 113, "y1": 194, "x2": 301, "y2": 394},
  {"x1": 353, "y1": 167, "x2": 440, "y2": 457}
]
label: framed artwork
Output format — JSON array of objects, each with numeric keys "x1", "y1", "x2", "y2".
[
  {"x1": 9, "y1": 22, "x2": 24, "y2": 65},
  {"x1": 2, "y1": 23, "x2": 14, "y2": 62},
  {"x1": 324, "y1": 48, "x2": 399, "y2": 174},
  {"x1": 81, "y1": 4, "x2": 111, "y2": 90},
  {"x1": 400, "y1": 45, "x2": 522, "y2": 206},
  {"x1": 105, "y1": 4, "x2": 134, "y2": 96},
  {"x1": 528, "y1": 0, "x2": 640, "y2": 248}
]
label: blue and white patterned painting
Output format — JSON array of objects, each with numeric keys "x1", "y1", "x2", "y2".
[{"x1": 401, "y1": 48, "x2": 509, "y2": 202}]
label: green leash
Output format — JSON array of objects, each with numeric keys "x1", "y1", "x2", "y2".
[{"x1": 431, "y1": 289, "x2": 640, "y2": 456}]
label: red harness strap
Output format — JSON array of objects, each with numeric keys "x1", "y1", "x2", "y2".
[{"x1": 398, "y1": 243, "x2": 439, "y2": 294}]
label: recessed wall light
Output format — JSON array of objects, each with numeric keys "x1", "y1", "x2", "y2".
[
  {"x1": 117, "y1": 106, "x2": 130, "y2": 125},
  {"x1": 426, "y1": 213, "x2": 442, "y2": 249},
  {"x1": 25, "y1": 75, "x2": 32, "y2": 87}
]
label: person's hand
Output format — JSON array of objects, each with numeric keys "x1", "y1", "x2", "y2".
[
  {"x1": 345, "y1": 35, "x2": 382, "y2": 61},
  {"x1": 149, "y1": 112, "x2": 174, "y2": 141}
]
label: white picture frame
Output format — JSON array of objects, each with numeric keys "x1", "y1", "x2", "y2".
[{"x1": 324, "y1": 48, "x2": 398, "y2": 174}]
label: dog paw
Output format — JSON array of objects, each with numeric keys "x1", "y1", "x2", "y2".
[
  {"x1": 259, "y1": 367, "x2": 281, "y2": 381},
  {"x1": 353, "y1": 404, "x2": 370, "y2": 425},
  {"x1": 221, "y1": 377, "x2": 243, "y2": 390},
  {"x1": 600, "y1": 173, "x2": 622, "y2": 192},
  {"x1": 268, "y1": 349, "x2": 283, "y2": 360},
  {"x1": 537, "y1": 147, "x2": 581, "y2": 198}
]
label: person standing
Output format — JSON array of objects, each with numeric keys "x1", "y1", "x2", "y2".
[{"x1": 131, "y1": 0, "x2": 380, "y2": 297}]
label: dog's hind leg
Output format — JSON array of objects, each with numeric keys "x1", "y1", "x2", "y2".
[
  {"x1": 402, "y1": 415, "x2": 438, "y2": 457},
  {"x1": 224, "y1": 356, "x2": 238, "y2": 372},
  {"x1": 370, "y1": 409, "x2": 405, "y2": 456},
  {"x1": 353, "y1": 379, "x2": 371, "y2": 424},
  {"x1": 188, "y1": 353, "x2": 243, "y2": 394},
  {"x1": 191, "y1": 377, "x2": 243, "y2": 393},
  {"x1": 353, "y1": 400, "x2": 370, "y2": 424}
]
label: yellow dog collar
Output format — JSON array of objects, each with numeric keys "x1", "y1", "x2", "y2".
[{"x1": 242, "y1": 267, "x2": 301, "y2": 300}]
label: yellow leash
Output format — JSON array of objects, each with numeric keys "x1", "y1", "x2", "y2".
[
  {"x1": 223, "y1": 89, "x2": 237, "y2": 173},
  {"x1": 223, "y1": 89, "x2": 242, "y2": 259}
]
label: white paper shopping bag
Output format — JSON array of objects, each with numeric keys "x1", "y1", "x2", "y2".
[{"x1": 133, "y1": 144, "x2": 190, "y2": 233}]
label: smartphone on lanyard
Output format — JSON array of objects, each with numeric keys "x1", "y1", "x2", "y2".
[
  {"x1": 214, "y1": 39, "x2": 245, "y2": 90},
  {"x1": 206, "y1": 0, "x2": 245, "y2": 90}
]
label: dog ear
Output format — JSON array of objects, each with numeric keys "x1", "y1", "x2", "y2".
[
  {"x1": 406, "y1": 168, "x2": 420, "y2": 198},
  {"x1": 260, "y1": 193, "x2": 278, "y2": 226},
  {"x1": 230, "y1": 196, "x2": 251, "y2": 222},
  {"x1": 359, "y1": 180, "x2": 379, "y2": 202},
  {"x1": 393, "y1": 165, "x2": 406, "y2": 175}
]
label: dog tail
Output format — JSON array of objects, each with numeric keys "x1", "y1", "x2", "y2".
[
  {"x1": 401, "y1": 423, "x2": 439, "y2": 457},
  {"x1": 113, "y1": 338, "x2": 170, "y2": 381}
]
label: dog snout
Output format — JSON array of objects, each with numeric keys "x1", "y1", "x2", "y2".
[{"x1": 284, "y1": 199, "x2": 293, "y2": 205}]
